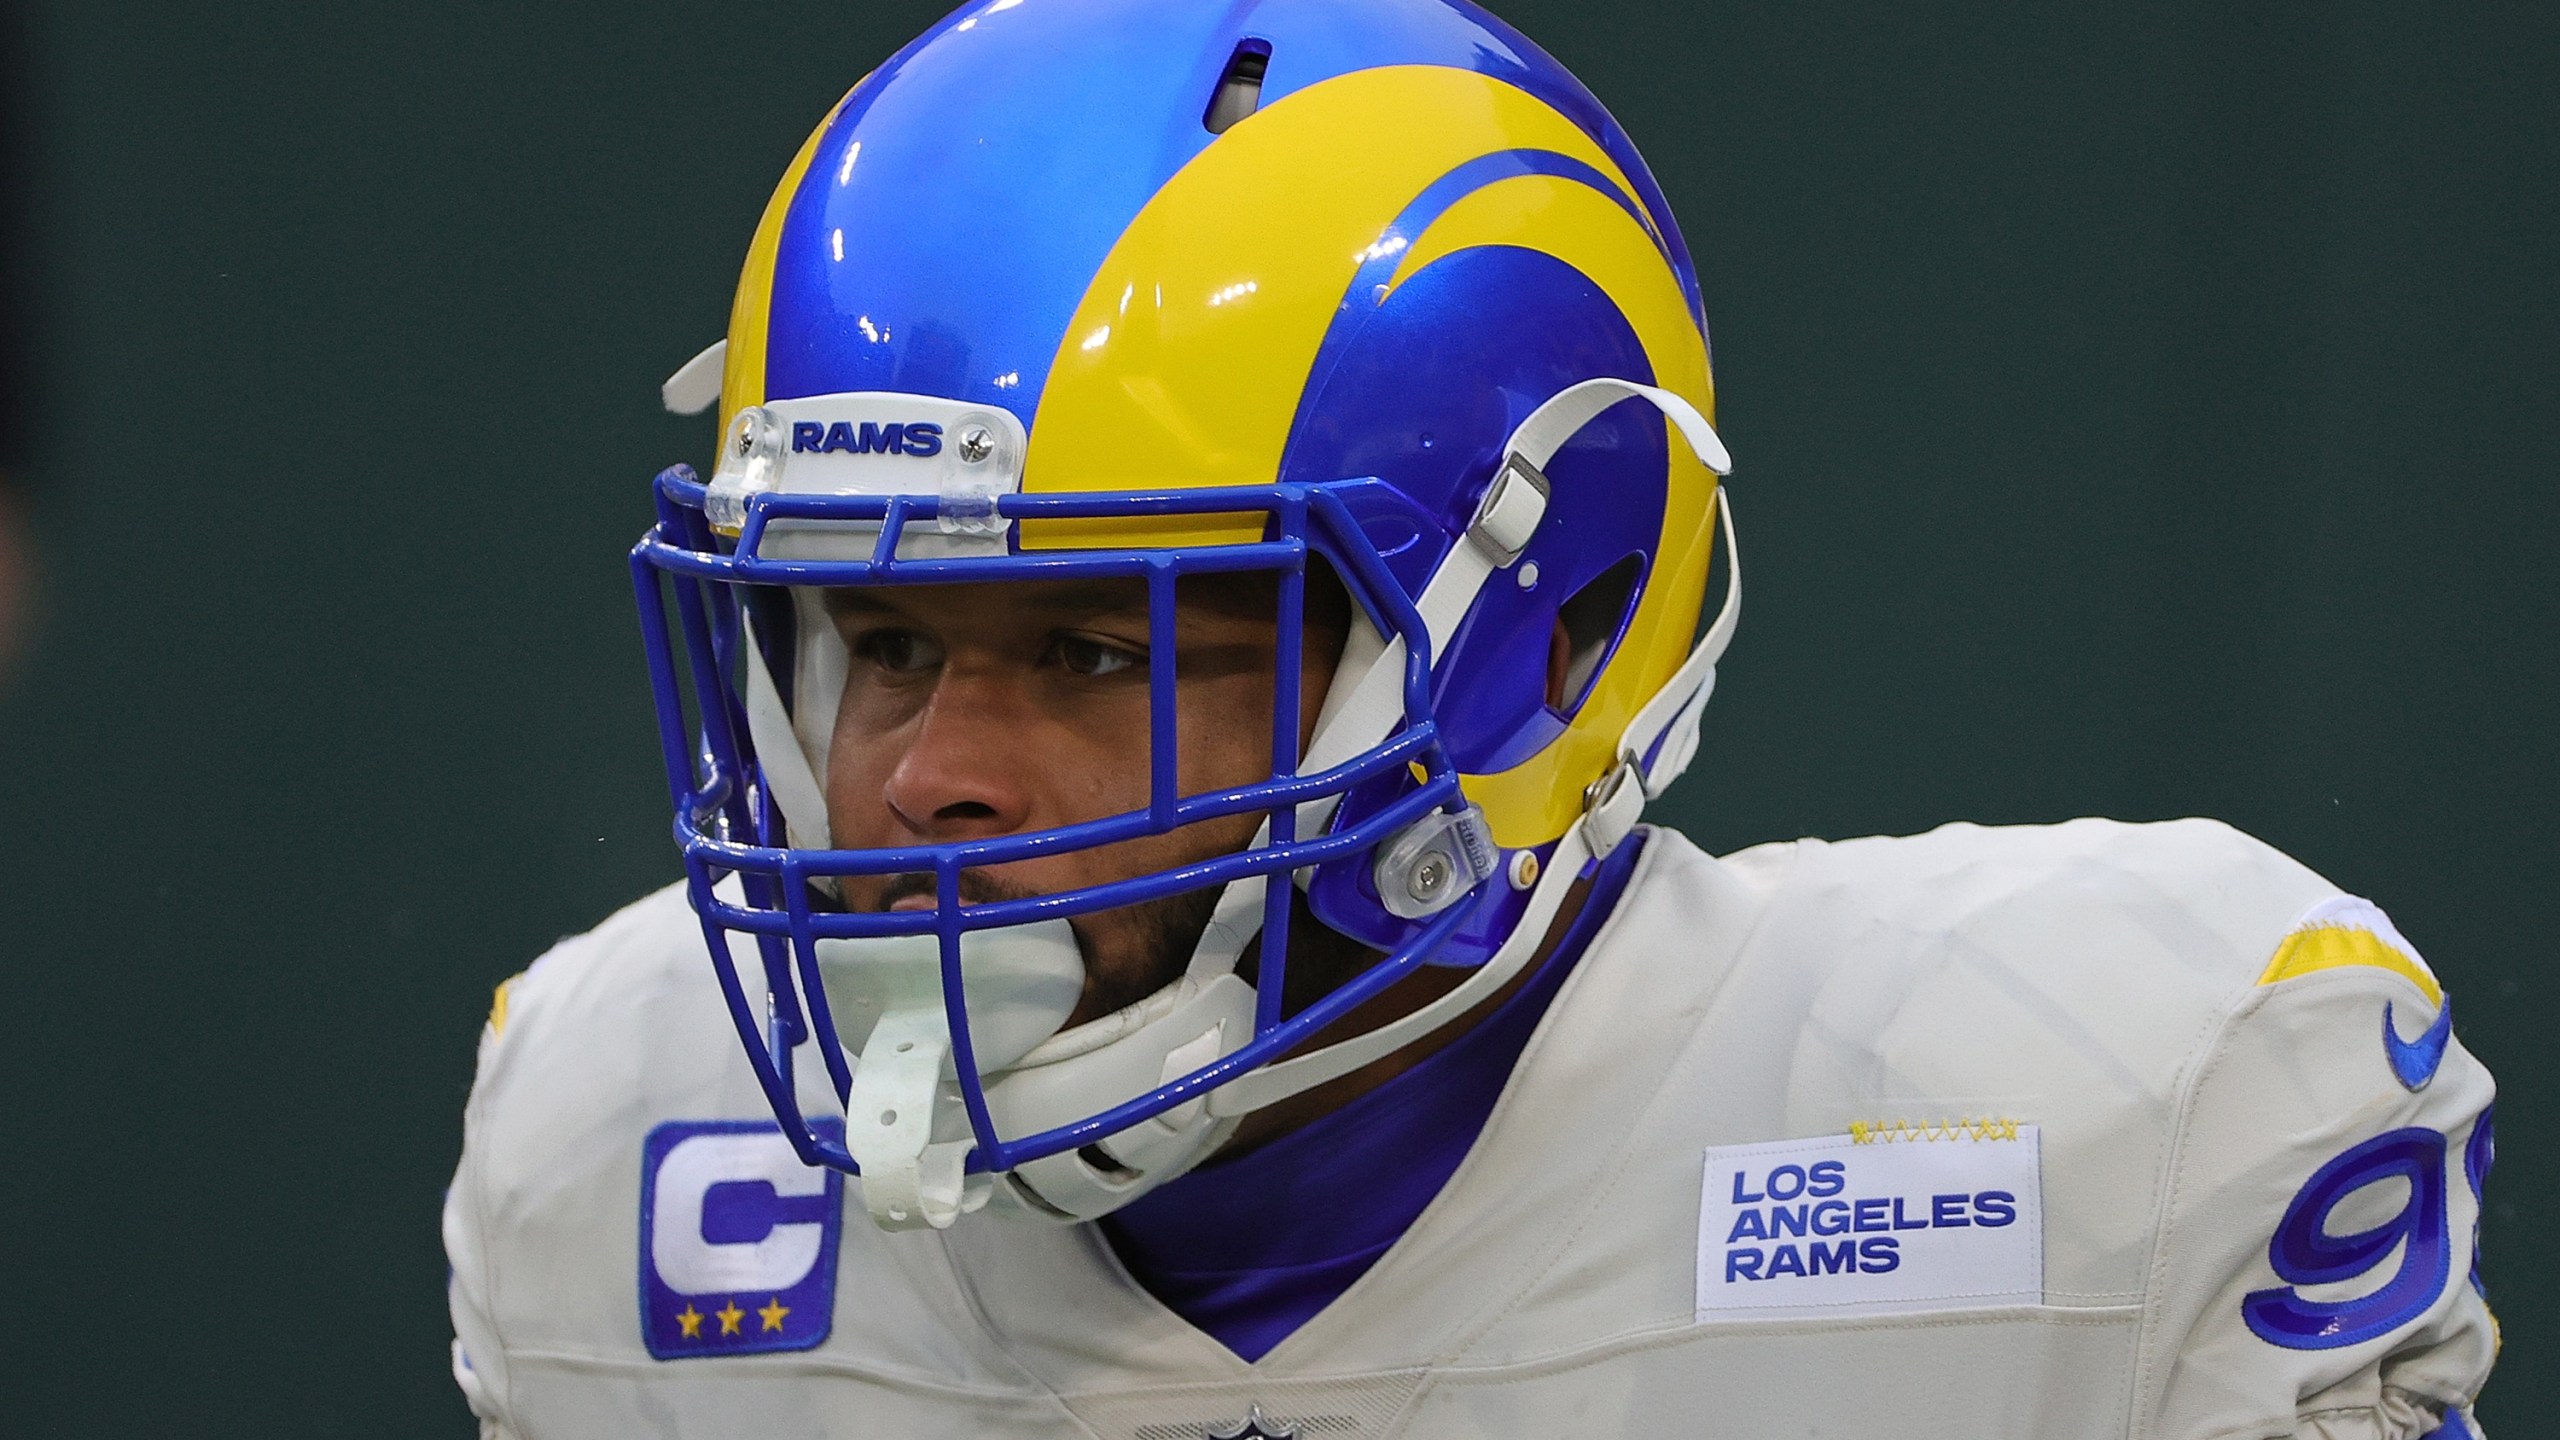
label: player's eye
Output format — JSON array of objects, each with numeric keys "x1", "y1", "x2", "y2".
[
  {"x1": 1052, "y1": 633, "x2": 1144, "y2": 678},
  {"x1": 849, "y1": 627, "x2": 943, "y2": 675}
]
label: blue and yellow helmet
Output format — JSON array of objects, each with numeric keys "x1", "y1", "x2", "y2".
[{"x1": 634, "y1": 0, "x2": 1737, "y2": 1226}]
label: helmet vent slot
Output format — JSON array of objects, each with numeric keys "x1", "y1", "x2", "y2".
[
  {"x1": 1202, "y1": 39, "x2": 1271, "y2": 134},
  {"x1": 1553, "y1": 554, "x2": 1644, "y2": 715},
  {"x1": 1078, "y1": 1144, "x2": 1140, "y2": 1183}
]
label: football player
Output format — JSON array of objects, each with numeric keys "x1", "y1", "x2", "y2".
[{"x1": 446, "y1": 1, "x2": 2497, "y2": 1435}]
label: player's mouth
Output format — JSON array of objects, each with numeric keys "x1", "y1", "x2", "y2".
[{"x1": 869, "y1": 870, "x2": 1034, "y2": 914}]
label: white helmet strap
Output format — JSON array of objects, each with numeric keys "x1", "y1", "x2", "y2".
[
  {"x1": 740, "y1": 613, "x2": 832, "y2": 850},
  {"x1": 1294, "y1": 377, "x2": 1732, "y2": 839}
]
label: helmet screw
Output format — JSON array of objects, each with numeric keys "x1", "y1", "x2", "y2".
[
  {"x1": 1408, "y1": 854, "x2": 1450, "y2": 902},
  {"x1": 957, "y1": 425, "x2": 995, "y2": 463}
]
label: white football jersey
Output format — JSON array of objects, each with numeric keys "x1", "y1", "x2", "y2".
[{"x1": 447, "y1": 819, "x2": 2496, "y2": 1439}]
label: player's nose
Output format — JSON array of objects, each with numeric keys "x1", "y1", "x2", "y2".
[{"x1": 879, "y1": 671, "x2": 1036, "y2": 841}]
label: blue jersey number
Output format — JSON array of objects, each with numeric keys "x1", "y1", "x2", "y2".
[
  {"x1": 2243, "y1": 1128, "x2": 2450, "y2": 1350},
  {"x1": 2463, "y1": 1106, "x2": 2494, "y2": 1296}
]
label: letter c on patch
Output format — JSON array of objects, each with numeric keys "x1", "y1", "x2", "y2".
[{"x1": 650, "y1": 1130, "x2": 830, "y2": 1294}]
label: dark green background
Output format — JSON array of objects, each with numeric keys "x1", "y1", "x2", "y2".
[{"x1": 4, "y1": 0, "x2": 2550, "y2": 1430}]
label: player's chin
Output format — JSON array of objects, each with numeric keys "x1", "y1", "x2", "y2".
[{"x1": 1060, "y1": 883, "x2": 1227, "y2": 1028}]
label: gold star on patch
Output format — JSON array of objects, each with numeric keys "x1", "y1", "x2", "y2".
[
  {"x1": 758, "y1": 1297, "x2": 790, "y2": 1333},
  {"x1": 675, "y1": 1303, "x2": 704, "y2": 1340},
  {"x1": 715, "y1": 1300, "x2": 745, "y2": 1336}
]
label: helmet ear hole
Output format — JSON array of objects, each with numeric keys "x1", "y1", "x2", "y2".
[
  {"x1": 1552, "y1": 553, "x2": 1644, "y2": 714},
  {"x1": 1203, "y1": 39, "x2": 1271, "y2": 134}
]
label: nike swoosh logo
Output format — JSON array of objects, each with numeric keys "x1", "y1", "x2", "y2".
[{"x1": 2384, "y1": 994, "x2": 2454, "y2": 1091}]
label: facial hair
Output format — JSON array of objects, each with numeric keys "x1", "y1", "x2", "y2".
[{"x1": 865, "y1": 869, "x2": 1225, "y2": 1024}]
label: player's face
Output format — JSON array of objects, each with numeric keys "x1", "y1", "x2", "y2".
[{"x1": 821, "y1": 574, "x2": 1344, "y2": 1026}]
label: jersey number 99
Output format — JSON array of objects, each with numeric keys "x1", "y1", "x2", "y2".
[{"x1": 2243, "y1": 1128, "x2": 2451, "y2": 1351}]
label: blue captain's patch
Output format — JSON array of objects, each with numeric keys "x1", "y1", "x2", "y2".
[{"x1": 639, "y1": 1119, "x2": 844, "y2": 1359}]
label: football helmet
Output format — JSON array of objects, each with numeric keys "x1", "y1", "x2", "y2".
[{"x1": 633, "y1": 0, "x2": 1737, "y2": 1229}]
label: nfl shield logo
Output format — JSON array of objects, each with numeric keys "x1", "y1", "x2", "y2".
[{"x1": 1205, "y1": 1405, "x2": 1299, "y2": 1440}]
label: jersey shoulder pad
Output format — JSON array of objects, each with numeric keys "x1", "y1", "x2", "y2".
[
  {"x1": 1721, "y1": 817, "x2": 2347, "y2": 1164},
  {"x1": 462, "y1": 879, "x2": 767, "y2": 1178},
  {"x1": 1809, "y1": 815, "x2": 2341, "y2": 994},
  {"x1": 1684, "y1": 818, "x2": 2381, "y2": 1315},
  {"x1": 483, "y1": 880, "x2": 706, "y2": 1047}
]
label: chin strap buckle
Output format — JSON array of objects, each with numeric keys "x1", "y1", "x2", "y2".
[
  {"x1": 1468, "y1": 453, "x2": 1552, "y2": 568},
  {"x1": 1581, "y1": 757, "x2": 1646, "y2": 861}
]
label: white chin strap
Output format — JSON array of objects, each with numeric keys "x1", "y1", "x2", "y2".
[
  {"x1": 817, "y1": 906, "x2": 1263, "y2": 1230},
  {"x1": 737, "y1": 375, "x2": 1733, "y2": 1226},
  {"x1": 816, "y1": 923, "x2": 1080, "y2": 1230}
]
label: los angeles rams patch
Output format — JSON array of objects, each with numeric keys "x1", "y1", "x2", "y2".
[
  {"x1": 1696, "y1": 1125, "x2": 2044, "y2": 1321},
  {"x1": 639, "y1": 1119, "x2": 844, "y2": 1359}
]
